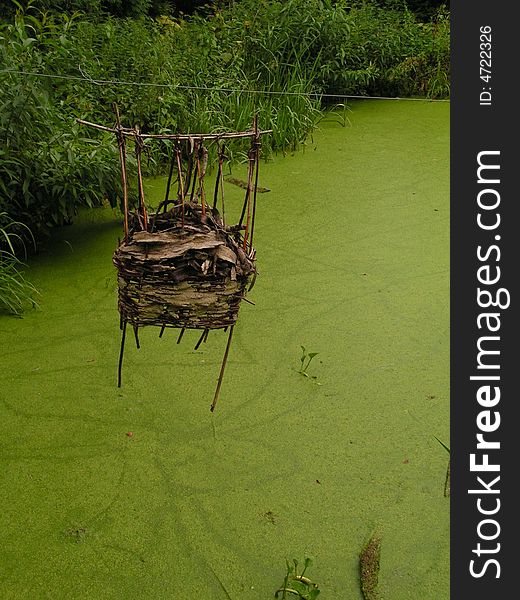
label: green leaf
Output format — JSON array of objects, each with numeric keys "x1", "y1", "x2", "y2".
[{"x1": 301, "y1": 557, "x2": 312, "y2": 577}]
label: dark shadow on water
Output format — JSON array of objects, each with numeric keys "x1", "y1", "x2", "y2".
[{"x1": 28, "y1": 209, "x2": 123, "y2": 269}]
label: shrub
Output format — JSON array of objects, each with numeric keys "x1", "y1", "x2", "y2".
[
  {"x1": 0, "y1": 9, "x2": 125, "y2": 239},
  {"x1": 0, "y1": 0, "x2": 449, "y2": 241}
]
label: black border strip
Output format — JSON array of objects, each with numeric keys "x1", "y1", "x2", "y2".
[{"x1": 451, "y1": 1, "x2": 517, "y2": 596}]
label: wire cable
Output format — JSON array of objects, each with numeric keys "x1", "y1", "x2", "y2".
[{"x1": 0, "y1": 68, "x2": 450, "y2": 102}]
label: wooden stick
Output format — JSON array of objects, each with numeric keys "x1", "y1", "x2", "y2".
[
  {"x1": 133, "y1": 325, "x2": 140, "y2": 349},
  {"x1": 113, "y1": 104, "x2": 129, "y2": 240},
  {"x1": 159, "y1": 324, "x2": 166, "y2": 338},
  {"x1": 212, "y1": 147, "x2": 221, "y2": 210},
  {"x1": 238, "y1": 188, "x2": 248, "y2": 228},
  {"x1": 242, "y1": 145, "x2": 255, "y2": 250},
  {"x1": 76, "y1": 119, "x2": 123, "y2": 134},
  {"x1": 177, "y1": 328, "x2": 185, "y2": 344},
  {"x1": 199, "y1": 143, "x2": 208, "y2": 218},
  {"x1": 194, "y1": 143, "x2": 202, "y2": 206},
  {"x1": 117, "y1": 321, "x2": 127, "y2": 388},
  {"x1": 175, "y1": 142, "x2": 185, "y2": 228},
  {"x1": 183, "y1": 138, "x2": 195, "y2": 196},
  {"x1": 189, "y1": 141, "x2": 199, "y2": 203},
  {"x1": 134, "y1": 128, "x2": 149, "y2": 231},
  {"x1": 220, "y1": 149, "x2": 227, "y2": 228},
  {"x1": 133, "y1": 129, "x2": 272, "y2": 141},
  {"x1": 76, "y1": 119, "x2": 272, "y2": 140},
  {"x1": 164, "y1": 154, "x2": 176, "y2": 206},
  {"x1": 238, "y1": 148, "x2": 254, "y2": 230},
  {"x1": 210, "y1": 325, "x2": 234, "y2": 412},
  {"x1": 213, "y1": 143, "x2": 227, "y2": 227},
  {"x1": 151, "y1": 151, "x2": 176, "y2": 229},
  {"x1": 249, "y1": 115, "x2": 261, "y2": 250},
  {"x1": 194, "y1": 328, "x2": 208, "y2": 350}
]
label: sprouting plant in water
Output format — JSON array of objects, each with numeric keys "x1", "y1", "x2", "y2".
[
  {"x1": 275, "y1": 557, "x2": 320, "y2": 599},
  {"x1": 434, "y1": 436, "x2": 450, "y2": 497},
  {"x1": 298, "y1": 346, "x2": 319, "y2": 379}
]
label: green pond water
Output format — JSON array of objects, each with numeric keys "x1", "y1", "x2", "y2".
[{"x1": 0, "y1": 100, "x2": 449, "y2": 599}]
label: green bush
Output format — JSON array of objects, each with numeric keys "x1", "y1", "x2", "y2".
[
  {"x1": 0, "y1": 10, "x2": 125, "y2": 239},
  {"x1": 207, "y1": 0, "x2": 449, "y2": 99},
  {"x1": 0, "y1": 0, "x2": 449, "y2": 242}
]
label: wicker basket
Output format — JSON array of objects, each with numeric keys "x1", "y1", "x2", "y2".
[
  {"x1": 77, "y1": 113, "x2": 269, "y2": 409},
  {"x1": 112, "y1": 202, "x2": 256, "y2": 330}
]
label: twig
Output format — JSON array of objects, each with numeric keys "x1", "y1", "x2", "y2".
[
  {"x1": 213, "y1": 144, "x2": 222, "y2": 210},
  {"x1": 117, "y1": 321, "x2": 127, "y2": 388},
  {"x1": 242, "y1": 145, "x2": 255, "y2": 251},
  {"x1": 76, "y1": 119, "x2": 272, "y2": 140},
  {"x1": 189, "y1": 140, "x2": 199, "y2": 203},
  {"x1": 214, "y1": 143, "x2": 227, "y2": 227},
  {"x1": 113, "y1": 104, "x2": 129, "y2": 240},
  {"x1": 134, "y1": 127, "x2": 149, "y2": 231},
  {"x1": 194, "y1": 328, "x2": 208, "y2": 350},
  {"x1": 210, "y1": 325, "x2": 234, "y2": 412},
  {"x1": 163, "y1": 153, "x2": 176, "y2": 208},
  {"x1": 183, "y1": 138, "x2": 195, "y2": 196},
  {"x1": 249, "y1": 114, "x2": 260, "y2": 249},
  {"x1": 175, "y1": 142, "x2": 185, "y2": 228},
  {"x1": 198, "y1": 142, "x2": 208, "y2": 217},
  {"x1": 133, "y1": 325, "x2": 140, "y2": 349}
]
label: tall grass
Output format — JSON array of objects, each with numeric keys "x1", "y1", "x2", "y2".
[
  {"x1": 0, "y1": 1, "x2": 449, "y2": 240},
  {"x1": 0, "y1": 212, "x2": 38, "y2": 315}
]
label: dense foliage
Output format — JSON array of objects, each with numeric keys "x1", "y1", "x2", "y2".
[
  {"x1": 0, "y1": 1, "x2": 449, "y2": 20},
  {"x1": 0, "y1": 0, "x2": 449, "y2": 254}
]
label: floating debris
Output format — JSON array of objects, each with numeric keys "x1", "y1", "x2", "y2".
[{"x1": 360, "y1": 534, "x2": 382, "y2": 600}]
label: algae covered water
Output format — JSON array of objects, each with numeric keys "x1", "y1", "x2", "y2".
[{"x1": 0, "y1": 100, "x2": 449, "y2": 599}]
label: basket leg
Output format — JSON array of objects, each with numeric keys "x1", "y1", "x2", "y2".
[
  {"x1": 177, "y1": 328, "x2": 185, "y2": 344},
  {"x1": 118, "y1": 321, "x2": 127, "y2": 388},
  {"x1": 210, "y1": 325, "x2": 234, "y2": 412},
  {"x1": 194, "y1": 328, "x2": 208, "y2": 350}
]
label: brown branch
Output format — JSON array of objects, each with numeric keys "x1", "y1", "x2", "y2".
[
  {"x1": 134, "y1": 127, "x2": 149, "y2": 231},
  {"x1": 242, "y1": 143, "x2": 256, "y2": 251},
  {"x1": 175, "y1": 143, "x2": 185, "y2": 228},
  {"x1": 210, "y1": 325, "x2": 234, "y2": 412},
  {"x1": 249, "y1": 114, "x2": 261, "y2": 250},
  {"x1": 117, "y1": 321, "x2": 127, "y2": 388},
  {"x1": 198, "y1": 143, "x2": 208, "y2": 217},
  {"x1": 113, "y1": 104, "x2": 129, "y2": 240},
  {"x1": 76, "y1": 119, "x2": 272, "y2": 141}
]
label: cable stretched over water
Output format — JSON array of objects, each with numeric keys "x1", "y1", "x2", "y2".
[{"x1": 0, "y1": 68, "x2": 450, "y2": 102}]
